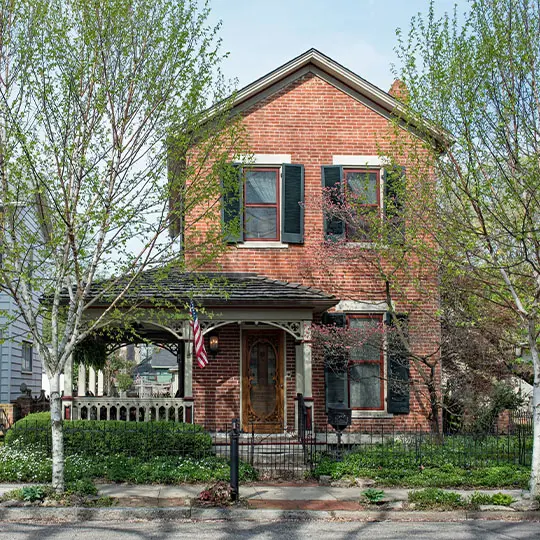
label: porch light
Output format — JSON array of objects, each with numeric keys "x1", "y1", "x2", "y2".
[{"x1": 208, "y1": 333, "x2": 219, "y2": 357}]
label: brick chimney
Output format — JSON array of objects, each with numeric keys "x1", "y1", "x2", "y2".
[{"x1": 389, "y1": 79, "x2": 409, "y2": 102}]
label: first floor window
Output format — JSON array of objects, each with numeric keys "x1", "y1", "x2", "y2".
[
  {"x1": 22, "y1": 341, "x2": 33, "y2": 372},
  {"x1": 244, "y1": 168, "x2": 280, "y2": 240},
  {"x1": 325, "y1": 314, "x2": 384, "y2": 411}
]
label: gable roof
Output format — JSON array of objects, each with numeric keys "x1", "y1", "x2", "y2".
[{"x1": 211, "y1": 48, "x2": 446, "y2": 147}]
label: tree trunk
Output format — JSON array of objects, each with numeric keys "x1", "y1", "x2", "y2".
[
  {"x1": 428, "y1": 367, "x2": 441, "y2": 435},
  {"x1": 49, "y1": 373, "x2": 65, "y2": 493},
  {"x1": 530, "y1": 334, "x2": 540, "y2": 498}
]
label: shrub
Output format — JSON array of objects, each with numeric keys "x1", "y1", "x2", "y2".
[
  {"x1": 6, "y1": 413, "x2": 212, "y2": 458},
  {"x1": 409, "y1": 488, "x2": 465, "y2": 510},
  {"x1": 361, "y1": 488, "x2": 385, "y2": 504},
  {"x1": 1, "y1": 485, "x2": 51, "y2": 503},
  {"x1": 67, "y1": 479, "x2": 98, "y2": 496},
  {"x1": 21, "y1": 485, "x2": 48, "y2": 502}
]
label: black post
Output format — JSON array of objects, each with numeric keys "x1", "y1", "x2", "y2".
[
  {"x1": 175, "y1": 341, "x2": 185, "y2": 398},
  {"x1": 230, "y1": 418, "x2": 240, "y2": 501}
]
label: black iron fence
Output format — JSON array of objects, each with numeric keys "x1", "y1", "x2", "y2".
[
  {"x1": 0, "y1": 407, "x2": 12, "y2": 434},
  {"x1": 4, "y1": 410, "x2": 534, "y2": 478}
]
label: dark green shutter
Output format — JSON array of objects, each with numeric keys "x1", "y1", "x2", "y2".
[
  {"x1": 322, "y1": 311, "x2": 349, "y2": 409},
  {"x1": 384, "y1": 166, "x2": 406, "y2": 244},
  {"x1": 221, "y1": 163, "x2": 243, "y2": 243},
  {"x1": 321, "y1": 165, "x2": 345, "y2": 240},
  {"x1": 322, "y1": 311, "x2": 347, "y2": 327},
  {"x1": 386, "y1": 313, "x2": 410, "y2": 414},
  {"x1": 281, "y1": 164, "x2": 304, "y2": 243}
]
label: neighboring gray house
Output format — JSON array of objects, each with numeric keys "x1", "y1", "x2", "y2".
[
  {"x1": 0, "y1": 198, "x2": 43, "y2": 404},
  {"x1": 0, "y1": 295, "x2": 42, "y2": 403}
]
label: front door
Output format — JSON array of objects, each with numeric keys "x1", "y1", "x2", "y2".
[{"x1": 242, "y1": 330, "x2": 284, "y2": 433}]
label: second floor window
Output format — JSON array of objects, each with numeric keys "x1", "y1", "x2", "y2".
[
  {"x1": 222, "y1": 163, "x2": 304, "y2": 244},
  {"x1": 344, "y1": 169, "x2": 380, "y2": 242},
  {"x1": 244, "y1": 168, "x2": 280, "y2": 241},
  {"x1": 322, "y1": 164, "x2": 405, "y2": 243}
]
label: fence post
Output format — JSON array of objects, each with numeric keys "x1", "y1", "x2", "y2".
[{"x1": 230, "y1": 418, "x2": 240, "y2": 502}]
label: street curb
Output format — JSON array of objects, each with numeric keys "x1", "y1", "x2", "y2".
[{"x1": 1, "y1": 506, "x2": 540, "y2": 523}]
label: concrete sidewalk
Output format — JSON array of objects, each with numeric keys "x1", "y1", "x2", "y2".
[
  {"x1": 0, "y1": 482, "x2": 539, "y2": 522},
  {"x1": 0, "y1": 482, "x2": 528, "y2": 506}
]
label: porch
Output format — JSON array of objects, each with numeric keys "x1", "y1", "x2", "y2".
[{"x1": 61, "y1": 271, "x2": 337, "y2": 432}]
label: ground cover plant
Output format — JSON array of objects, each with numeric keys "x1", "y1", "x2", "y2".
[
  {"x1": 312, "y1": 436, "x2": 532, "y2": 488},
  {"x1": 0, "y1": 445, "x2": 258, "y2": 484},
  {"x1": 468, "y1": 491, "x2": 515, "y2": 507},
  {"x1": 408, "y1": 488, "x2": 515, "y2": 510},
  {"x1": 408, "y1": 488, "x2": 466, "y2": 510},
  {"x1": 0, "y1": 479, "x2": 115, "y2": 507}
]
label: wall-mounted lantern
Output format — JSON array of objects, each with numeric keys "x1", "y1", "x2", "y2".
[{"x1": 208, "y1": 333, "x2": 220, "y2": 357}]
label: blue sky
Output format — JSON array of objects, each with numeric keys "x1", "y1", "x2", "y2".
[{"x1": 207, "y1": 0, "x2": 468, "y2": 92}]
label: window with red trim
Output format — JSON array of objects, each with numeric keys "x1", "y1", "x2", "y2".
[
  {"x1": 348, "y1": 314, "x2": 384, "y2": 410},
  {"x1": 325, "y1": 313, "x2": 384, "y2": 411},
  {"x1": 244, "y1": 168, "x2": 280, "y2": 241},
  {"x1": 344, "y1": 169, "x2": 380, "y2": 242}
]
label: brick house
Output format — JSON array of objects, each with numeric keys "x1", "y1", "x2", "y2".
[
  {"x1": 180, "y1": 49, "x2": 442, "y2": 433},
  {"x1": 63, "y1": 49, "x2": 442, "y2": 434}
]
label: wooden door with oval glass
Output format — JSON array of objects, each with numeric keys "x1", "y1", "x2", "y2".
[{"x1": 242, "y1": 330, "x2": 284, "y2": 433}]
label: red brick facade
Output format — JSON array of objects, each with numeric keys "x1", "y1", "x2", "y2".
[{"x1": 187, "y1": 56, "x2": 440, "y2": 432}]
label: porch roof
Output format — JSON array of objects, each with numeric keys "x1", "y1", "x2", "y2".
[{"x1": 73, "y1": 270, "x2": 337, "y2": 313}]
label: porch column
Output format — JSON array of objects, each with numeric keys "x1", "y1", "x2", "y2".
[
  {"x1": 88, "y1": 367, "x2": 96, "y2": 396},
  {"x1": 78, "y1": 363, "x2": 87, "y2": 396},
  {"x1": 302, "y1": 321, "x2": 313, "y2": 399},
  {"x1": 63, "y1": 355, "x2": 73, "y2": 398},
  {"x1": 62, "y1": 355, "x2": 73, "y2": 420},
  {"x1": 302, "y1": 320, "x2": 313, "y2": 428},
  {"x1": 174, "y1": 341, "x2": 185, "y2": 398},
  {"x1": 183, "y1": 321, "x2": 194, "y2": 423},
  {"x1": 97, "y1": 370, "x2": 104, "y2": 396},
  {"x1": 295, "y1": 342, "x2": 304, "y2": 432},
  {"x1": 184, "y1": 322, "x2": 193, "y2": 397}
]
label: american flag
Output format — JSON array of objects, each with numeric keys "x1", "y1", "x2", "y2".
[{"x1": 190, "y1": 301, "x2": 208, "y2": 368}]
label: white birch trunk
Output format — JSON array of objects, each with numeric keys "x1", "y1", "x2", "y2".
[
  {"x1": 49, "y1": 373, "x2": 65, "y2": 493},
  {"x1": 529, "y1": 330, "x2": 540, "y2": 498}
]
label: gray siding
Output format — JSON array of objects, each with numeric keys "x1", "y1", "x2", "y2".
[{"x1": 0, "y1": 204, "x2": 44, "y2": 404}]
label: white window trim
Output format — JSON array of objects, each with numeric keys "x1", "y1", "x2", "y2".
[
  {"x1": 334, "y1": 300, "x2": 388, "y2": 312},
  {"x1": 352, "y1": 411, "x2": 394, "y2": 419},
  {"x1": 237, "y1": 241, "x2": 288, "y2": 249},
  {"x1": 332, "y1": 155, "x2": 389, "y2": 166},
  {"x1": 238, "y1": 154, "x2": 291, "y2": 165}
]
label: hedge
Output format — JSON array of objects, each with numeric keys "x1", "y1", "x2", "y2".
[{"x1": 6, "y1": 413, "x2": 212, "y2": 458}]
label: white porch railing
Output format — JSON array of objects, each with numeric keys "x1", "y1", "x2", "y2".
[{"x1": 66, "y1": 396, "x2": 193, "y2": 423}]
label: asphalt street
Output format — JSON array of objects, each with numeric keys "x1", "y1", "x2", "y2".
[{"x1": 0, "y1": 520, "x2": 539, "y2": 539}]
